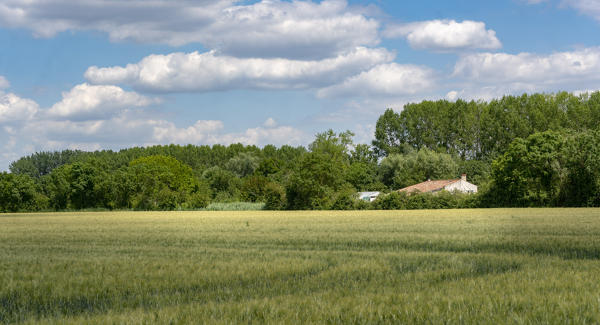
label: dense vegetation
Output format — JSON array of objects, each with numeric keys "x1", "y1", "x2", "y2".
[
  {"x1": 2, "y1": 209, "x2": 600, "y2": 323},
  {"x1": 3, "y1": 91, "x2": 600, "y2": 211}
]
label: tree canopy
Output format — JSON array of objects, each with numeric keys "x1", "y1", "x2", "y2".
[{"x1": 3, "y1": 91, "x2": 600, "y2": 212}]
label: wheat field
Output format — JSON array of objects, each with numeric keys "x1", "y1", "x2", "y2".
[{"x1": 1, "y1": 209, "x2": 600, "y2": 324}]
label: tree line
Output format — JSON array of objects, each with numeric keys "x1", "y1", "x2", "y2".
[{"x1": 2, "y1": 92, "x2": 600, "y2": 212}]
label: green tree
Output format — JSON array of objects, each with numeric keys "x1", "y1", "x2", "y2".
[
  {"x1": 129, "y1": 155, "x2": 209, "y2": 210},
  {"x1": 225, "y1": 152, "x2": 259, "y2": 177},
  {"x1": 560, "y1": 130, "x2": 600, "y2": 206},
  {"x1": 309, "y1": 129, "x2": 354, "y2": 160},
  {"x1": 488, "y1": 131, "x2": 565, "y2": 207},
  {"x1": 0, "y1": 173, "x2": 45, "y2": 212},
  {"x1": 202, "y1": 166, "x2": 240, "y2": 201},
  {"x1": 372, "y1": 108, "x2": 405, "y2": 157},
  {"x1": 379, "y1": 149, "x2": 459, "y2": 189},
  {"x1": 286, "y1": 152, "x2": 348, "y2": 210}
]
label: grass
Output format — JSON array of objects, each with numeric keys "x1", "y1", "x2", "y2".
[
  {"x1": 1, "y1": 209, "x2": 600, "y2": 324},
  {"x1": 203, "y1": 202, "x2": 265, "y2": 211}
]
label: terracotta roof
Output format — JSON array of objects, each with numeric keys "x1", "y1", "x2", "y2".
[{"x1": 398, "y1": 179, "x2": 459, "y2": 193}]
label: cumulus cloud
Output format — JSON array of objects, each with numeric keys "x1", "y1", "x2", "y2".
[
  {"x1": 0, "y1": 92, "x2": 39, "y2": 123},
  {"x1": 85, "y1": 47, "x2": 395, "y2": 93},
  {"x1": 384, "y1": 20, "x2": 501, "y2": 51},
  {"x1": 453, "y1": 47, "x2": 600, "y2": 85},
  {"x1": 317, "y1": 63, "x2": 436, "y2": 98},
  {"x1": 443, "y1": 48, "x2": 600, "y2": 100},
  {"x1": 562, "y1": 0, "x2": 600, "y2": 21},
  {"x1": 153, "y1": 120, "x2": 226, "y2": 145},
  {"x1": 22, "y1": 112, "x2": 306, "y2": 154},
  {"x1": 154, "y1": 120, "x2": 305, "y2": 147},
  {"x1": 263, "y1": 118, "x2": 277, "y2": 128},
  {"x1": 0, "y1": 0, "x2": 379, "y2": 59},
  {"x1": 47, "y1": 83, "x2": 158, "y2": 120},
  {"x1": 0, "y1": 76, "x2": 9, "y2": 89}
]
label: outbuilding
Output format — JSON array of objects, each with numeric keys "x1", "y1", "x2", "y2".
[{"x1": 358, "y1": 191, "x2": 381, "y2": 202}]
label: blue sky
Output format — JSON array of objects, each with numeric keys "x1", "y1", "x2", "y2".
[{"x1": 1, "y1": 0, "x2": 600, "y2": 170}]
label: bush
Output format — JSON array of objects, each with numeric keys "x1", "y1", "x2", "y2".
[
  {"x1": 263, "y1": 183, "x2": 286, "y2": 210},
  {"x1": 373, "y1": 190, "x2": 478, "y2": 210},
  {"x1": 185, "y1": 191, "x2": 211, "y2": 209},
  {"x1": 330, "y1": 187, "x2": 358, "y2": 210},
  {"x1": 372, "y1": 191, "x2": 409, "y2": 210}
]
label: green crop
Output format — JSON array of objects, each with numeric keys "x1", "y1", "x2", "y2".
[{"x1": 1, "y1": 209, "x2": 600, "y2": 324}]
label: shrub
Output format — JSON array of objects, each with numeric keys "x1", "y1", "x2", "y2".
[
  {"x1": 263, "y1": 183, "x2": 287, "y2": 210},
  {"x1": 330, "y1": 187, "x2": 358, "y2": 210}
]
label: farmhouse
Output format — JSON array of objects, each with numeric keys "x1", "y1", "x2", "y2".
[{"x1": 398, "y1": 174, "x2": 477, "y2": 194}]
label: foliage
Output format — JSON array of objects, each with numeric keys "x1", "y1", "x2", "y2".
[
  {"x1": 560, "y1": 130, "x2": 600, "y2": 206},
  {"x1": 0, "y1": 172, "x2": 46, "y2": 212},
  {"x1": 372, "y1": 108, "x2": 406, "y2": 157},
  {"x1": 285, "y1": 152, "x2": 347, "y2": 210},
  {"x1": 371, "y1": 190, "x2": 476, "y2": 210},
  {"x1": 372, "y1": 92, "x2": 600, "y2": 160},
  {"x1": 5, "y1": 91, "x2": 600, "y2": 211},
  {"x1": 129, "y1": 155, "x2": 210, "y2": 210},
  {"x1": 263, "y1": 182, "x2": 287, "y2": 210},
  {"x1": 226, "y1": 152, "x2": 260, "y2": 177},
  {"x1": 485, "y1": 129, "x2": 600, "y2": 208},
  {"x1": 201, "y1": 166, "x2": 240, "y2": 201},
  {"x1": 8, "y1": 150, "x2": 86, "y2": 179},
  {"x1": 379, "y1": 148, "x2": 459, "y2": 189}
]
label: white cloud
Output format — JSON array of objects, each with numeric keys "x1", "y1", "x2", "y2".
[
  {"x1": 440, "y1": 47, "x2": 600, "y2": 101},
  {"x1": 220, "y1": 125, "x2": 305, "y2": 147},
  {"x1": 21, "y1": 113, "x2": 306, "y2": 155},
  {"x1": 0, "y1": 91, "x2": 39, "y2": 123},
  {"x1": 263, "y1": 118, "x2": 277, "y2": 128},
  {"x1": 317, "y1": 63, "x2": 436, "y2": 98},
  {"x1": 442, "y1": 87, "x2": 530, "y2": 102},
  {"x1": 198, "y1": 0, "x2": 380, "y2": 59},
  {"x1": 47, "y1": 83, "x2": 158, "y2": 120},
  {"x1": 0, "y1": 0, "x2": 379, "y2": 59},
  {"x1": 562, "y1": 0, "x2": 600, "y2": 21},
  {"x1": 446, "y1": 91, "x2": 460, "y2": 101},
  {"x1": 384, "y1": 20, "x2": 501, "y2": 51},
  {"x1": 453, "y1": 47, "x2": 600, "y2": 88},
  {"x1": 153, "y1": 120, "x2": 225, "y2": 145},
  {"x1": 0, "y1": 76, "x2": 10, "y2": 89},
  {"x1": 85, "y1": 47, "x2": 395, "y2": 93},
  {"x1": 153, "y1": 119, "x2": 305, "y2": 147}
]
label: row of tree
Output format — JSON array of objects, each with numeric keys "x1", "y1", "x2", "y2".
[
  {"x1": 373, "y1": 92, "x2": 600, "y2": 159},
  {"x1": 2, "y1": 92, "x2": 600, "y2": 212}
]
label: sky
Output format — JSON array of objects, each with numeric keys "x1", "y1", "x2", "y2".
[{"x1": 1, "y1": 0, "x2": 600, "y2": 170}]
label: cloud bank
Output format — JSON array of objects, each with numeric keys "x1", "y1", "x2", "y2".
[
  {"x1": 85, "y1": 48, "x2": 396, "y2": 93},
  {"x1": 0, "y1": 0, "x2": 379, "y2": 59}
]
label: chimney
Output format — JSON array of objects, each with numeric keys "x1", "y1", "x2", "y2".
[{"x1": 461, "y1": 174, "x2": 467, "y2": 182}]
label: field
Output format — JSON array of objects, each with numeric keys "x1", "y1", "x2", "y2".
[{"x1": 1, "y1": 209, "x2": 600, "y2": 324}]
